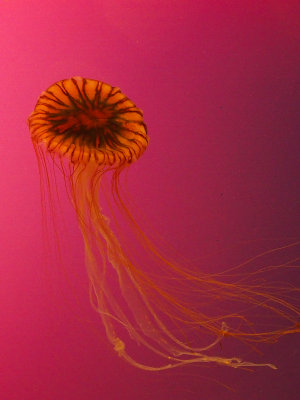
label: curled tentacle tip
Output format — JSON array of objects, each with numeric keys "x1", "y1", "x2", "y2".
[{"x1": 113, "y1": 338, "x2": 126, "y2": 355}]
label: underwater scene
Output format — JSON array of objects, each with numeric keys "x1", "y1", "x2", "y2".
[{"x1": 1, "y1": 1, "x2": 299, "y2": 399}]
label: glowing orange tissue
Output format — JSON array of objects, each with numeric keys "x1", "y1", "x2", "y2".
[{"x1": 28, "y1": 77, "x2": 300, "y2": 371}]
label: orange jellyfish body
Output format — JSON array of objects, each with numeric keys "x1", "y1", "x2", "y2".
[
  {"x1": 29, "y1": 77, "x2": 148, "y2": 165},
  {"x1": 28, "y1": 77, "x2": 300, "y2": 371}
]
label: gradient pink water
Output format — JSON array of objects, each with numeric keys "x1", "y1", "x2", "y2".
[{"x1": 0, "y1": 1, "x2": 299, "y2": 399}]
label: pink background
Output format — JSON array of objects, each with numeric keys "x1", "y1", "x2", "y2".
[{"x1": 1, "y1": 0, "x2": 299, "y2": 399}]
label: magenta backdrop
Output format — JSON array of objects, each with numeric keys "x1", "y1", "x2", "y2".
[{"x1": 1, "y1": 1, "x2": 299, "y2": 399}]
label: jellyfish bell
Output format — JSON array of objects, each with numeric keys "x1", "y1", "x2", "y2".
[
  {"x1": 28, "y1": 77, "x2": 300, "y2": 371},
  {"x1": 29, "y1": 77, "x2": 148, "y2": 165}
]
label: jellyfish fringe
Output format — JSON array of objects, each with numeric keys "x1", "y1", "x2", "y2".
[{"x1": 33, "y1": 142, "x2": 300, "y2": 371}]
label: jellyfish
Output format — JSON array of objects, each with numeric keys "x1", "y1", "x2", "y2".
[{"x1": 28, "y1": 77, "x2": 300, "y2": 371}]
